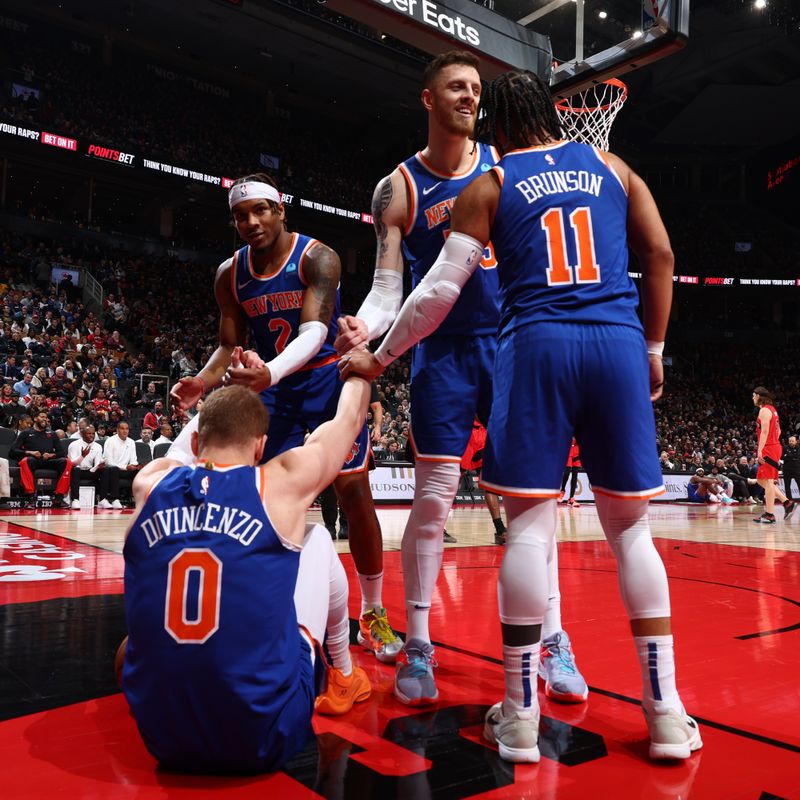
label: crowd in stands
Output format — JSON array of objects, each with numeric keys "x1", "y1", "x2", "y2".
[{"x1": 0, "y1": 26, "x2": 395, "y2": 213}]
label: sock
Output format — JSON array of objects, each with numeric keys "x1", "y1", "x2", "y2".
[
  {"x1": 325, "y1": 614, "x2": 352, "y2": 677},
  {"x1": 540, "y1": 538, "x2": 563, "y2": 640},
  {"x1": 634, "y1": 634, "x2": 681, "y2": 714},
  {"x1": 405, "y1": 600, "x2": 431, "y2": 643},
  {"x1": 493, "y1": 516, "x2": 506, "y2": 535},
  {"x1": 502, "y1": 643, "x2": 540, "y2": 716},
  {"x1": 358, "y1": 572, "x2": 383, "y2": 615}
]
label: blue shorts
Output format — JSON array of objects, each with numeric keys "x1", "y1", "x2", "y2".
[
  {"x1": 410, "y1": 333, "x2": 496, "y2": 461},
  {"x1": 686, "y1": 483, "x2": 705, "y2": 503},
  {"x1": 481, "y1": 322, "x2": 664, "y2": 499},
  {"x1": 259, "y1": 362, "x2": 369, "y2": 473}
]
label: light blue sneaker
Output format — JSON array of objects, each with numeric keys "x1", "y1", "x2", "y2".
[
  {"x1": 394, "y1": 638, "x2": 439, "y2": 706},
  {"x1": 538, "y1": 631, "x2": 588, "y2": 703}
]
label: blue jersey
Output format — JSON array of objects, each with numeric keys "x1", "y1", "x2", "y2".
[
  {"x1": 231, "y1": 232, "x2": 339, "y2": 369},
  {"x1": 399, "y1": 142, "x2": 501, "y2": 337},
  {"x1": 122, "y1": 464, "x2": 314, "y2": 772},
  {"x1": 491, "y1": 141, "x2": 641, "y2": 337}
]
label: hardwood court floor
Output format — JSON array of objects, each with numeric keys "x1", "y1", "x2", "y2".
[{"x1": 0, "y1": 503, "x2": 798, "y2": 799}]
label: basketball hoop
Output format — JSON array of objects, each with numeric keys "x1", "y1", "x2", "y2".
[{"x1": 554, "y1": 78, "x2": 628, "y2": 151}]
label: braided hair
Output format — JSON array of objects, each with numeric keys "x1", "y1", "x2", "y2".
[{"x1": 475, "y1": 70, "x2": 562, "y2": 153}]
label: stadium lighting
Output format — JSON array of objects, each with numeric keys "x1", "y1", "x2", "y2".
[
  {"x1": 598, "y1": 10, "x2": 607, "y2": 19},
  {"x1": 632, "y1": 29, "x2": 643, "y2": 39},
  {"x1": 754, "y1": 0, "x2": 766, "y2": 8}
]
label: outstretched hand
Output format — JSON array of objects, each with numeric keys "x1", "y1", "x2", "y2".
[
  {"x1": 338, "y1": 350, "x2": 383, "y2": 383},
  {"x1": 170, "y1": 376, "x2": 204, "y2": 411},
  {"x1": 224, "y1": 346, "x2": 272, "y2": 392},
  {"x1": 333, "y1": 316, "x2": 369, "y2": 355}
]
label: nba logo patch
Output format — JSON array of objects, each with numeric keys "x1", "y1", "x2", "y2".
[
  {"x1": 545, "y1": 154, "x2": 556, "y2": 166},
  {"x1": 348, "y1": 441, "x2": 360, "y2": 463},
  {"x1": 480, "y1": 163, "x2": 491, "y2": 172},
  {"x1": 200, "y1": 476, "x2": 210, "y2": 495},
  {"x1": 286, "y1": 262, "x2": 297, "y2": 273}
]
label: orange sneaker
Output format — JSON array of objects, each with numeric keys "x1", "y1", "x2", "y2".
[{"x1": 315, "y1": 666, "x2": 371, "y2": 715}]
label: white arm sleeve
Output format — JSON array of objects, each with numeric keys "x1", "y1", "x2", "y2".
[
  {"x1": 264, "y1": 320, "x2": 328, "y2": 386},
  {"x1": 356, "y1": 269, "x2": 404, "y2": 340},
  {"x1": 165, "y1": 413, "x2": 198, "y2": 466},
  {"x1": 374, "y1": 232, "x2": 484, "y2": 367}
]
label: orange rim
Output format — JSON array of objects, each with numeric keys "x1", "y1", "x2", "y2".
[{"x1": 554, "y1": 78, "x2": 628, "y2": 114}]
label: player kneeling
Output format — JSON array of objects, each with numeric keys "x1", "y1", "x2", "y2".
[{"x1": 118, "y1": 382, "x2": 371, "y2": 773}]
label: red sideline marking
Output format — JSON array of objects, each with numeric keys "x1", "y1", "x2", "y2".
[{"x1": 0, "y1": 520, "x2": 123, "y2": 605}]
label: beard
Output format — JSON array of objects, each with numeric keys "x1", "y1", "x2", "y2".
[{"x1": 434, "y1": 104, "x2": 475, "y2": 137}]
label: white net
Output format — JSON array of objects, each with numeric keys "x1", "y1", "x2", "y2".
[{"x1": 554, "y1": 79, "x2": 628, "y2": 151}]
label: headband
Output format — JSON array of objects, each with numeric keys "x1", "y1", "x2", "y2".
[{"x1": 228, "y1": 181, "x2": 281, "y2": 209}]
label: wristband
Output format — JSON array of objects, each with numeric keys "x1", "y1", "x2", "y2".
[{"x1": 646, "y1": 340, "x2": 665, "y2": 357}]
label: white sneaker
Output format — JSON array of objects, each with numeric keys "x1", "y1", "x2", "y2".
[
  {"x1": 97, "y1": 498, "x2": 112, "y2": 509},
  {"x1": 71, "y1": 499, "x2": 81, "y2": 510},
  {"x1": 483, "y1": 702, "x2": 540, "y2": 763},
  {"x1": 111, "y1": 499, "x2": 124, "y2": 510},
  {"x1": 646, "y1": 708, "x2": 703, "y2": 760}
]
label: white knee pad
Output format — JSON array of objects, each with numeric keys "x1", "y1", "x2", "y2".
[
  {"x1": 401, "y1": 460, "x2": 460, "y2": 605},
  {"x1": 595, "y1": 494, "x2": 671, "y2": 619},
  {"x1": 498, "y1": 497, "x2": 557, "y2": 626}
]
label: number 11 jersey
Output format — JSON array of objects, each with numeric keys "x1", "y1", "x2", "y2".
[{"x1": 491, "y1": 140, "x2": 641, "y2": 338}]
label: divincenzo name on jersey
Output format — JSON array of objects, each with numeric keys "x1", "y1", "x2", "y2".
[{"x1": 139, "y1": 503, "x2": 264, "y2": 549}]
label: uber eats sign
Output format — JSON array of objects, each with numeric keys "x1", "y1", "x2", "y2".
[{"x1": 325, "y1": 0, "x2": 552, "y2": 80}]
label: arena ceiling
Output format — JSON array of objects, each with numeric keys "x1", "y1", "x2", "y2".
[{"x1": 9, "y1": 0, "x2": 800, "y2": 156}]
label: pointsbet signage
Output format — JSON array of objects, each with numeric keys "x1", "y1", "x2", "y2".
[{"x1": 0, "y1": 122, "x2": 372, "y2": 224}]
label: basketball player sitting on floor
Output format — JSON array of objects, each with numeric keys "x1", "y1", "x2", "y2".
[{"x1": 118, "y1": 382, "x2": 371, "y2": 774}]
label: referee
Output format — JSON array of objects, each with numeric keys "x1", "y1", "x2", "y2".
[{"x1": 782, "y1": 435, "x2": 800, "y2": 501}]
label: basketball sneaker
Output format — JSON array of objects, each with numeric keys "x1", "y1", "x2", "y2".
[
  {"x1": 567, "y1": 498, "x2": 581, "y2": 508},
  {"x1": 538, "y1": 631, "x2": 588, "y2": 703},
  {"x1": 645, "y1": 707, "x2": 703, "y2": 760},
  {"x1": 97, "y1": 498, "x2": 112, "y2": 509},
  {"x1": 443, "y1": 529, "x2": 457, "y2": 543},
  {"x1": 394, "y1": 638, "x2": 439, "y2": 705},
  {"x1": 358, "y1": 607, "x2": 403, "y2": 663},
  {"x1": 483, "y1": 702, "x2": 540, "y2": 763},
  {"x1": 314, "y1": 665, "x2": 371, "y2": 715},
  {"x1": 783, "y1": 500, "x2": 796, "y2": 518},
  {"x1": 754, "y1": 512, "x2": 776, "y2": 524}
]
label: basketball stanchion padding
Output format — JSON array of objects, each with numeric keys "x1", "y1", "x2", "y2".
[{"x1": 554, "y1": 78, "x2": 628, "y2": 151}]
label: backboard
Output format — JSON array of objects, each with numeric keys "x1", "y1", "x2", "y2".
[{"x1": 490, "y1": 0, "x2": 690, "y2": 99}]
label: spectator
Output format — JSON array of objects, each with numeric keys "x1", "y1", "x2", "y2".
[
  {"x1": 659, "y1": 451, "x2": 675, "y2": 472},
  {"x1": 135, "y1": 427, "x2": 155, "y2": 453},
  {"x1": 13, "y1": 372, "x2": 33, "y2": 398},
  {"x1": 143, "y1": 400, "x2": 166, "y2": 432},
  {"x1": 98, "y1": 421, "x2": 138, "y2": 509},
  {"x1": 10, "y1": 409, "x2": 71, "y2": 503},
  {"x1": 67, "y1": 423, "x2": 103, "y2": 509}
]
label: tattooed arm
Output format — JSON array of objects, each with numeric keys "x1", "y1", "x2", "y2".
[
  {"x1": 333, "y1": 170, "x2": 407, "y2": 353},
  {"x1": 225, "y1": 243, "x2": 340, "y2": 392}
]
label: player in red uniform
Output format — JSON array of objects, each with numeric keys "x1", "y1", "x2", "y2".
[
  {"x1": 752, "y1": 387, "x2": 795, "y2": 523},
  {"x1": 559, "y1": 438, "x2": 581, "y2": 508},
  {"x1": 462, "y1": 418, "x2": 506, "y2": 544}
]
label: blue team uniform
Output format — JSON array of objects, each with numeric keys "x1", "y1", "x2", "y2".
[
  {"x1": 122, "y1": 463, "x2": 315, "y2": 773},
  {"x1": 398, "y1": 143, "x2": 500, "y2": 460},
  {"x1": 231, "y1": 232, "x2": 368, "y2": 471},
  {"x1": 480, "y1": 141, "x2": 664, "y2": 499}
]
